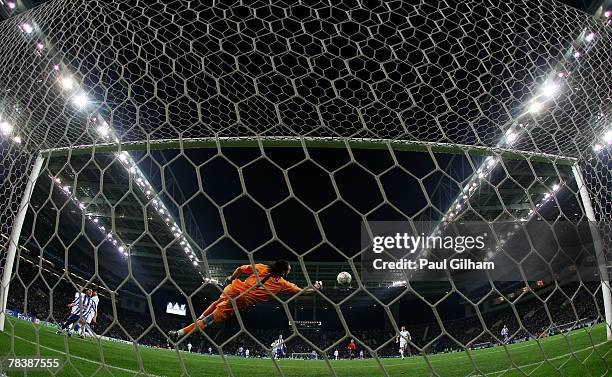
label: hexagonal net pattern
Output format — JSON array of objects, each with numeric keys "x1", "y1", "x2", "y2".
[{"x1": 0, "y1": 0, "x2": 610, "y2": 376}]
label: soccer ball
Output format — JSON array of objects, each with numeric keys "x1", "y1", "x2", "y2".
[{"x1": 337, "y1": 271, "x2": 352, "y2": 285}]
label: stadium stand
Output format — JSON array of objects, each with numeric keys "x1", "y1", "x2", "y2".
[{"x1": 6, "y1": 259, "x2": 604, "y2": 358}]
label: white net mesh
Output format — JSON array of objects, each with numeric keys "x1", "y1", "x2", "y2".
[{"x1": 0, "y1": 0, "x2": 610, "y2": 376}]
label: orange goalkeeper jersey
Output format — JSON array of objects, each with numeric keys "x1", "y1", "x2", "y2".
[{"x1": 223, "y1": 264, "x2": 301, "y2": 306}]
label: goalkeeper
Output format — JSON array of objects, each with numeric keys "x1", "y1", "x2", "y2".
[{"x1": 169, "y1": 260, "x2": 320, "y2": 340}]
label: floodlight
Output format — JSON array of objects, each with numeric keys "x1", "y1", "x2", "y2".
[{"x1": 71, "y1": 92, "x2": 88, "y2": 108}]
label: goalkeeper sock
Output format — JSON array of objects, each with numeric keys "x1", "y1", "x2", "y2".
[{"x1": 178, "y1": 314, "x2": 214, "y2": 336}]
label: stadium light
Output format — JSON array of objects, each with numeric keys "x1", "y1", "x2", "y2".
[
  {"x1": 505, "y1": 131, "x2": 518, "y2": 145},
  {"x1": 528, "y1": 101, "x2": 543, "y2": 113},
  {"x1": 593, "y1": 144, "x2": 603, "y2": 152},
  {"x1": 20, "y1": 23, "x2": 33, "y2": 34},
  {"x1": 605, "y1": 10, "x2": 611, "y2": 18},
  {"x1": 540, "y1": 82, "x2": 560, "y2": 98},
  {"x1": 585, "y1": 32, "x2": 596, "y2": 42},
  {"x1": 71, "y1": 92, "x2": 88, "y2": 109},
  {"x1": 36, "y1": 42, "x2": 44, "y2": 50},
  {"x1": 7, "y1": 1, "x2": 16, "y2": 9},
  {"x1": 12, "y1": 135, "x2": 21, "y2": 144},
  {"x1": 60, "y1": 76, "x2": 75, "y2": 90},
  {"x1": 0, "y1": 121, "x2": 13, "y2": 136},
  {"x1": 604, "y1": 130, "x2": 612, "y2": 144},
  {"x1": 96, "y1": 124, "x2": 110, "y2": 137},
  {"x1": 48, "y1": 170, "x2": 133, "y2": 259}
]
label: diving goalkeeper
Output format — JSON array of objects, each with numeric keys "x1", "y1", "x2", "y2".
[{"x1": 168, "y1": 260, "x2": 320, "y2": 340}]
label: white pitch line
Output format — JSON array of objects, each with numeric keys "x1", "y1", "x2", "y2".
[
  {"x1": 481, "y1": 341, "x2": 607, "y2": 377},
  {"x1": 1, "y1": 332, "x2": 167, "y2": 377}
]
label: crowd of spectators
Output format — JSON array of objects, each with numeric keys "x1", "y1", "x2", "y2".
[{"x1": 6, "y1": 260, "x2": 606, "y2": 359}]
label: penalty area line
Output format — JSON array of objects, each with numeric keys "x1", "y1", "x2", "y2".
[{"x1": 1, "y1": 332, "x2": 167, "y2": 377}]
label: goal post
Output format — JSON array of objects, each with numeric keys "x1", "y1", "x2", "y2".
[
  {"x1": 571, "y1": 164, "x2": 612, "y2": 341},
  {"x1": 0, "y1": 154, "x2": 44, "y2": 332},
  {"x1": 38, "y1": 137, "x2": 579, "y2": 166}
]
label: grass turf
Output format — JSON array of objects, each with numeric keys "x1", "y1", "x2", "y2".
[{"x1": 0, "y1": 319, "x2": 610, "y2": 376}]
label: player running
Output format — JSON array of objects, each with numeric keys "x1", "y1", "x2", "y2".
[
  {"x1": 168, "y1": 260, "x2": 320, "y2": 340},
  {"x1": 56, "y1": 288, "x2": 91, "y2": 336},
  {"x1": 396, "y1": 325, "x2": 412, "y2": 359}
]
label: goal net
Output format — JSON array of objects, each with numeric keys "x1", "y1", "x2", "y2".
[{"x1": 0, "y1": 1, "x2": 610, "y2": 376}]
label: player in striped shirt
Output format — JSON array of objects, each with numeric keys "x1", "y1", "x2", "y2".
[
  {"x1": 271, "y1": 335, "x2": 286, "y2": 358},
  {"x1": 76, "y1": 290, "x2": 99, "y2": 338},
  {"x1": 56, "y1": 288, "x2": 91, "y2": 336},
  {"x1": 501, "y1": 325, "x2": 509, "y2": 344}
]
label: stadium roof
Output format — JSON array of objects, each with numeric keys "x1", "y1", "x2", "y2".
[{"x1": 29, "y1": 144, "x2": 584, "y2": 296}]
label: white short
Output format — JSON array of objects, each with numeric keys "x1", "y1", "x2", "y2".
[
  {"x1": 399, "y1": 342, "x2": 408, "y2": 349},
  {"x1": 85, "y1": 312, "x2": 95, "y2": 324}
]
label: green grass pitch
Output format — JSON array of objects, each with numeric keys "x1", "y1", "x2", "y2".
[{"x1": 0, "y1": 319, "x2": 609, "y2": 376}]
